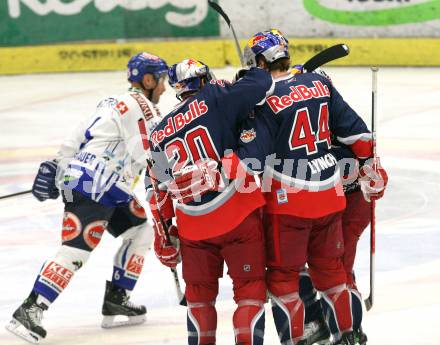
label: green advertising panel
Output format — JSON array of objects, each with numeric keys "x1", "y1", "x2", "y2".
[{"x1": 0, "y1": 1, "x2": 220, "y2": 47}]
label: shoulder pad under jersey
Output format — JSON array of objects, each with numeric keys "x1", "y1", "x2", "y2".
[
  {"x1": 96, "y1": 97, "x2": 119, "y2": 109},
  {"x1": 111, "y1": 91, "x2": 162, "y2": 123}
]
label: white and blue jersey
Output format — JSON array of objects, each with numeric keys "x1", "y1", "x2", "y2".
[{"x1": 57, "y1": 89, "x2": 161, "y2": 206}]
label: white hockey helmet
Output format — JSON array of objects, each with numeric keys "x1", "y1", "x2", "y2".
[
  {"x1": 168, "y1": 58, "x2": 215, "y2": 99},
  {"x1": 243, "y1": 29, "x2": 290, "y2": 67}
]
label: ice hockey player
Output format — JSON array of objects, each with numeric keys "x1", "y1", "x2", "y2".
[
  {"x1": 5, "y1": 52, "x2": 168, "y2": 344},
  {"x1": 148, "y1": 58, "x2": 274, "y2": 345},
  {"x1": 294, "y1": 66, "x2": 387, "y2": 345},
  {"x1": 242, "y1": 29, "x2": 388, "y2": 345}
]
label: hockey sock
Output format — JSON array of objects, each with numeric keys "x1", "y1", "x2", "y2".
[
  {"x1": 187, "y1": 301, "x2": 217, "y2": 345},
  {"x1": 32, "y1": 245, "x2": 90, "y2": 303},
  {"x1": 112, "y1": 223, "x2": 151, "y2": 291},
  {"x1": 350, "y1": 288, "x2": 363, "y2": 331},
  {"x1": 299, "y1": 270, "x2": 323, "y2": 324},
  {"x1": 320, "y1": 284, "x2": 353, "y2": 338},
  {"x1": 267, "y1": 269, "x2": 304, "y2": 344},
  {"x1": 270, "y1": 292, "x2": 304, "y2": 344},
  {"x1": 233, "y1": 299, "x2": 265, "y2": 345}
]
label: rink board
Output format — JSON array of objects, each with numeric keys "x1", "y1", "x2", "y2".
[{"x1": 1, "y1": 38, "x2": 439, "y2": 75}]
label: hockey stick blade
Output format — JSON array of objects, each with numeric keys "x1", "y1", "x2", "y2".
[
  {"x1": 180, "y1": 295, "x2": 188, "y2": 306},
  {"x1": 0, "y1": 189, "x2": 32, "y2": 200},
  {"x1": 172, "y1": 267, "x2": 187, "y2": 306},
  {"x1": 208, "y1": 0, "x2": 244, "y2": 67},
  {"x1": 364, "y1": 296, "x2": 373, "y2": 311},
  {"x1": 208, "y1": 0, "x2": 231, "y2": 27},
  {"x1": 302, "y1": 44, "x2": 350, "y2": 72}
]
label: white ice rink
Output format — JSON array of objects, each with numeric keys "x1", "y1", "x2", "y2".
[{"x1": 0, "y1": 67, "x2": 439, "y2": 345}]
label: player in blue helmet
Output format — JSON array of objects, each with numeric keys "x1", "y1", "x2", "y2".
[
  {"x1": 149, "y1": 57, "x2": 274, "y2": 345},
  {"x1": 243, "y1": 29, "x2": 290, "y2": 70},
  {"x1": 242, "y1": 29, "x2": 387, "y2": 345},
  {"x1": 127, "y1": 52, "x2": 168, "y2": 104},
  {"x1": 6, "y1": 52, "x2": 169, "y2": 343}
]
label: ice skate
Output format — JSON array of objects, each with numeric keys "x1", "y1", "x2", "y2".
[
  {"x1": 302, "y1": 316, "x2": 331, "y2": 345},
  {"x1": 5, "y1": 292, "x2": 48, "y2": 344},
  {"x1": 101, "y1": 280, "x2": 146, "y2": 328},
  {"x1": 353, "y1": 327, "x2": 367, "y2": 345},
  {"x1": 322, "y1": 331, "x2": 357, "y2": 345}
]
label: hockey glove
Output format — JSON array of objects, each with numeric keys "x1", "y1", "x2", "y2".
[
  {"x1": 312, "y1": 67, "x2": 332, "y2": 84},
  {"x1": 32, "y1": 160, "x2": 60, "y2": 202},
  {"x1": 153, "y1": 220, "x2": 180, "y2": 268},
  {"x1": 232, "y1": 68, "x2": 251, "y2": 83},
  {"x1": 359, "y1": 159, "x2": 388, "y2": 202},
  {"x1": 293, "y1": 64, "x2": 332, "y2": 83},
  {"x1": 148, "y1": 187, "x2": 175, "y2": 221},
  {"x1": 168, "y1": 159, "x2": 222, "y2": 203}
]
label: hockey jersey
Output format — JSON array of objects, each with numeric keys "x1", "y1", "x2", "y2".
[
  {"x1": 148, "y1": 68, "x2": 274, "y2": 240},
  {"x1": 258, "y1": 71, "x2": 372, "y2": 218},
  {"x1": 58, "y1": 88, "x2": 162, "y2": 206}
]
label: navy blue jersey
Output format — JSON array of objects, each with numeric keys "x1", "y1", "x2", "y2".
[
  {"x1": 258, "y1": 71, "x2": 371, "y2": 218},
  {"x1": 149, "y1": 68, "x2": 273, "y2": 240}
]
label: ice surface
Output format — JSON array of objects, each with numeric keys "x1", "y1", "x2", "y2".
[{"x1": 0, "y1": 67, "x2": 439, "y2": 344}]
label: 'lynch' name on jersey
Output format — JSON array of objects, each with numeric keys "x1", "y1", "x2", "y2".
[
  {"x1": 151, "y1": 99, "x2": 208, "y2": 146},
  {"x1": 267, "y1": 80, "x2": 330, "y2": 114}
]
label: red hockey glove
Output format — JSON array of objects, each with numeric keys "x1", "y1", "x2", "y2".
[
  {"x1": 168, "y1": 159, "x2": 222, "y2": 203},
  {"x1": 359, "y1": 159, "x2": 388, "y2": 202},
  {"x1": 153, "y1": 220, "x2": 180, "y2": 268},
  {"x1": 148, "y1": 188, "x2": 174, "y2": 221}
]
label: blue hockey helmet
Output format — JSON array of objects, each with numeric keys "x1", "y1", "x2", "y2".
[
  {"x1": 168, "y1": 58, "x2": 214, "y2": 99},
  {"x1": 127, "y1": 52, "x2": 168, "y2": 83},
  {"x1": 243, "y1": 29, "x2": 290, "y2": 67}
]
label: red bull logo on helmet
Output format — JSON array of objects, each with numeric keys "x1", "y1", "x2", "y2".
[
  {"x1": 249, "y1": 34, "x2": 267, "y2": 47},
  {"x1": 186, "y1": 58, "x2": 204, "y2": 68},
  {"x1": 269, "y1": 28, "x2": 285, "y2": 38}
]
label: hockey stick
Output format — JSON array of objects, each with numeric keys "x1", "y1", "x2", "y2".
[
  {"x1": 364, "y1": 67, "x2": 379, "y2": 311},
  {"x1": 208, "y1": 0, "x2": 245, "y2": 67},
  {"x1": 0, "y1": 189, "x2": 32, "y2": 200},
  {"x1": 302, "y1": 44, "x2": 350, "y2": 72},
  {"x1": 208, "y1": 0, "x2": 348, "y2": 72},
  {"x1": 146, "y1": 160, "x2": 187, "y2": 307}
]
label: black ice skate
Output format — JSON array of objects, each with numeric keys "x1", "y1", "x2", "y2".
[
  {"x1": 5, "y1": 292, "x2": 48, "y2": 344},
  {"x1": 322, "y1": 331, "x2": 357, "y2": 345},
  {"x1": 319, "y1": 330, "x2": 360, "y2": 345},
  {"x1": 354, "y1": 327, "x2": 368, "y2": 345},
  {"x1": 101, "y1": 280, "x2": 146, "y2": 328},
  {"x1": 339, "y1": 331, "x2": 357, "y2": 345},
  {"x1": 302, "y1": 316, "x2": 331, "y2": 345}
]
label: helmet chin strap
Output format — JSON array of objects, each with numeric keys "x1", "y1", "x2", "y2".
[{"x1": 141, "y1": 79, "x2": 155, "y2": 101}]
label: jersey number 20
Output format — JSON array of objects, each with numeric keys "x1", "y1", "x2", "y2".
[{"x1": 165, "y1": 125, "x2": 220, "y2": 172}]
